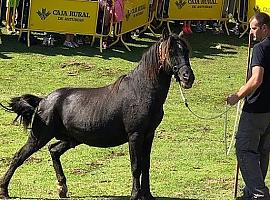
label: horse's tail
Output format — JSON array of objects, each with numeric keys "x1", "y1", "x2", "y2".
[{"x1": 0, "y1": 94, "x2": 43, "y2": 129}]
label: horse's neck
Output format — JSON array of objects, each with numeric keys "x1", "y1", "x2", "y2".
[
  {"x1": 128, "y1": 62, "x2": 172, "y2": 103},
  {"x1": 125, "y1": 42, "x2": 172, "y2": 104}
]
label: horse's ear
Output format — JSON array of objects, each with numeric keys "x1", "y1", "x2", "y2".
[{"x1": 162, "y1": 28, "x2": 170, "y2": 40}]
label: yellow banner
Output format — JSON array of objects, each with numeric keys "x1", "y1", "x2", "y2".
[
  {"x1": 256, "y1": 0, "x2": 270, "y2": 16},
  {"x1": 168, "y1": 0, "x2": 224, "y2": 20},
  {"x1": 29, "y1": 0, "x2": 98, "y2": 35},
  {"x1": 246, "y1": 0, "x2": 270, "y2": 21},
  {"x1": 247, "y1": 0, "x2": 255, "y2": 20},
  {"x1": 120, "y1": 0, "x2": 150, "y2": 34}
]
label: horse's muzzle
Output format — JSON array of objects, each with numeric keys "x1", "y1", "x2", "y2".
[{"x1": 178, "y1": 65, "x2": 195, "y2": 89}]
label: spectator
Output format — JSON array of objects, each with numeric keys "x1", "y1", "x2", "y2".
[
  {"x1": 113, "y1": 0, "x2": 123, "y2": 35},
  {"x1": 0, "y1": 0, "x2": 7, "y2": 27},
  {"x1": 195, "y1": 21, "x2": 207, "y2": 33},
  {"x1": 43, "y1": 32, "x2": 55, "y2": 46},
  {"x1": 96, "y1": 0, "x2": 113, "y2": 49},
  {"x1": 182, "y1": 20, "x2": 192, "y2": 34},
  {"x1": 157, "y1": 0, "x2": 169, "y2": 18},
  {"x1": 17, "y1": 0, "x2": 38, "y2": 45},
  {"x1": 63, "y1": 34, "x2": 79, "y2": 48},
  {"x1": 213, "y1": 21, "x2": 224, "y2": 34},
  {"x1": 5, "y1": 0, "x2": 19, "y2": 32}
]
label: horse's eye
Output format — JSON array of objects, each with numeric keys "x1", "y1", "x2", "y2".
[{"x1": 177, "y1": 45, "x2": 183, "y2": 54}]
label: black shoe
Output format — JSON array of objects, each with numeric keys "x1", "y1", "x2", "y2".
[
  {"x1": 251, "y1": 197, "x2": 270, "y2": 200},
  {"x1": 236, "y1": 196, "x2": 252, "y2": 200},
  {"x1": 236, "y1": 194, "x2": 270, "y2": 200},
  {"x1": 19, "y1": 35, "x2": 27, "y2": 43},
  {"x1": 123, "y1": 33, "x2": 136, "y2": 43}
]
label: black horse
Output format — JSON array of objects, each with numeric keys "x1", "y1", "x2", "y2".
[{"x1": 0, "y1": 31, "x2": 195, "y2": 200}]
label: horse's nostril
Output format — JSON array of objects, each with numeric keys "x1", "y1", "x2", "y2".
[{"x1": 183, "y1": 73, "x2": 189, "y2": 80}]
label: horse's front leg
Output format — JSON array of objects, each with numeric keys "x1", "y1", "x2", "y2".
[
  {"x1": 141, "y1": 133, "x2": 155, "y2": 200},
  {"x1": 128, "y1": 132, "x2": 143, "y2": 200}
]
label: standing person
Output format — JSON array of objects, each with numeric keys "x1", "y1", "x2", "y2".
[
  {"x1": 63, "y1": 34, "x2": 79, "y2": 48},
  {"x1": 195, "y1": 20, "x2": 207, "y2": 33},
  {"x1": 0, "y1": 0, "x2": 7, "y2": 27},
  {"x1": 227, "y1": 12, "x2": 270, "y2": 200}
]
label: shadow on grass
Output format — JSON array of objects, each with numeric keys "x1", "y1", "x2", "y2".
[
  {"x1": 12, "y1": 195, "x2": 200, "y2": 200},
  {"x1": 0, "y1": 34, "x2": 152, "y2": 62},
  {"x1": 0, "y1": 28, "x2": 249, "y2": 62}
]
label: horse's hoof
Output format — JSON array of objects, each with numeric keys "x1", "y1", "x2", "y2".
[
  {"x1": 57, "y1": 183, "x2": 68, "y2": 198},
  {"x1": 130, "y1": 192, "x2": 140, "y2": 200},
  {"x1": 0, "y1": 182, "x2": 9, "y2": 199},
  {"x1": 140, "y1": 193, "x2": 155, "y2": 200},
  {"x1": 59, "y1": 193, "x2": 68, "y2": 198}
]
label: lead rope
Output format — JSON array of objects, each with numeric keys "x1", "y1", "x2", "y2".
[
  {"x1": 177, "y1": 82, "x2": 232, "y2": 120},
  {"x1": 176, "y1": 81, "x2": 240, "y2": 156},
  {"x1": 226, "y1": 100, "x2": 242, "y2": 156}
]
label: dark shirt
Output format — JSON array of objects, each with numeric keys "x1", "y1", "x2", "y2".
[{"x1": 243, "y1": 37, "x2": 270, "y2": 113}]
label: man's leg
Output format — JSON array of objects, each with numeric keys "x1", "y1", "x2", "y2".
[{"x1": 236, "y1": 112, "x2": 270, "y2": 198}]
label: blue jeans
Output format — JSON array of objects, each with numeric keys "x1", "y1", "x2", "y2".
[{"x1": 236, "y1": 112, "x2": 270, "y2": 198}]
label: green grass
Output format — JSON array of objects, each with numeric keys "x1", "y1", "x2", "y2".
[{"x1": 0, "y1": 29, "x2": 255, "y2": 200}]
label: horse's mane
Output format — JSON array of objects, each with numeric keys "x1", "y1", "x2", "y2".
[
  {"x1": 138, "y1": 39, "x2": 160, "y2": 80},
  {"x1": 110, "y1": 75, "x2": 126, "y2": 94},
  {"x1": 109, "y1": 34, "x2": 191, "y2": 93},
  {"x1": 138, "y1": 34, "x2": 191, "y2": 81}
]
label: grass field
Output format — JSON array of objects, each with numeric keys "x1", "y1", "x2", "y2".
[{"x1": 0, "y1": 28, "x2": 257, "y2": 200}]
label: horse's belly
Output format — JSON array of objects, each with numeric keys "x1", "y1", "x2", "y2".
[
  {"x1": 83, "y1": 134, "x2": 128, "y2": 147},
  {"x1": 67, "y1": 126, "x2": 128, "y2": 148}
]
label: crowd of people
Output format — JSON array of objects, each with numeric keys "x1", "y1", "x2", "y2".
[
  {"x1": 0, "y1": 0, "x2": 246, "y2": 49},
  {"x1": 0, "y1": 0, "x2": 126, "y2": 48}
]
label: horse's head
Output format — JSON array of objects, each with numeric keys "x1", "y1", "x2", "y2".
[{"x1": 159, "y1": 31, "x2": 195, "y2": 89}]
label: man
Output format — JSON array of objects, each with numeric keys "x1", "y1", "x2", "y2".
[{"x1": 227, "y1": 12, "x2": 270, "y2": 200}]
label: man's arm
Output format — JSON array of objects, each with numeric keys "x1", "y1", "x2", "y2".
[{"x1": 227, "y1": 66, "x2": 264, "y2": 105}]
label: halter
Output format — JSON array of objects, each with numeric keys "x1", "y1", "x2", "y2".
[
  {"x1": 158, "y1": 42, "x2": 167, "y2": 68},
  {"x1": 158, "y1": 42, "x2": 186, "y2": 75},
  {"x1": 158, "y1": 41, "x2": 188, "y2": 81}
]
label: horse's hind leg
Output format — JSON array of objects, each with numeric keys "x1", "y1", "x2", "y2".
[
  {"x1": 48, "y1": 140, "x2": 79, "y2": 198},
  {"x1": 0, "y1": 132, "x2": 52, "y2": 199}
]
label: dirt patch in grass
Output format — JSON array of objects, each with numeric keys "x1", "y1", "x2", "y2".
[
  {"x1": 98, "y1": 67, "x2": 126, "y2": 77},
  {"x1": 60, "y1": 61, "x2": 95, "y2": 76},
  {"x1": 25, "y1": 156, "x2": 43, "y2": 164},
  {"x1": 110, "y1": 150, "x2": 126, "y2": 158},
  {"x1": 206, "y1": 178, "x2": 235, "y2": 190},
  {"x1": 70, "y1": 168, "x2": 89, "y2": 175},
  {"x1": 70, "y1": 150, "x2": 127, "y2": 176},
  {"x1": 70, "y1": 162, "x2": 103, "y2": 176}
]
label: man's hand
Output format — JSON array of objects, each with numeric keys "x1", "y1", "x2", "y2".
[{"x1": 227, "y1": 94, "x2": 240, "y2": 106}]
